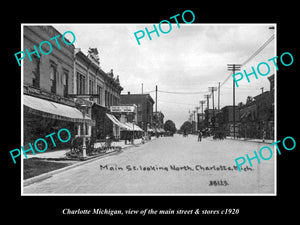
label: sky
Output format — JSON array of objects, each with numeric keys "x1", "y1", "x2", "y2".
[{"x1": 55, "y1": 23, "x2": 276, "y2": 129}]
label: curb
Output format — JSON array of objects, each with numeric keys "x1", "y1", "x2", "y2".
[
  {"x1": 225, "y1": 138, "x2": 274, "y2": 144},
  {"x1": 23, "y1": 149, "x2": 122, "y2": 187}
]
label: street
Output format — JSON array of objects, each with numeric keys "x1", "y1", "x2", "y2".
[{"x1": 23, "y1": 134, "x2": 275, "y2": 194}]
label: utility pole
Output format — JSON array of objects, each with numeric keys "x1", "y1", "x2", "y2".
[
  {"x1": 260, "y1": 87, "x2": 264, "y2": 94},
  {"x1": 199, "y1": 100, "x2": 205, "y2": 120},
  {"x1": 142, "y1": 83, "x2": 143, "y2": 94},
  {"x1": 227, "y1": 64, "x2": 241, "y2": 139},
  {"x1": 199, "y1": 100, "x2": 205, "y2": 130},
  {"x1": 203, "y1": 94, "x2": 211, "y2": 129},
  {"x1": 155, "y1": 85, "x2": 158, "y2": 113},
  {"x1": 192, "y1": 110, "x2": 196, "y2": 133},
  {"x1": 208, "y1": 87, "x2": 217, "y2": 116},
  {"x1": 195, "y1": 106, "x2": 200, "y2": 132},
  {"x1": 204, "y1": 94, "x2": 210, "y2": 110},
  {"x1": 218, "y1": 82, "x2": 220, "y2": 110}
]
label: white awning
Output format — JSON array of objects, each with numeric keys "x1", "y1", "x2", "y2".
[
  {"x1": 23, "y1": 94, "x2": 94, "y2": 125},
  {"x1": 106, "y1": 113, "x2": 130, "y2": 130},
  {"x1": 124, "y1": 122, "x2": 144, "y2": 131}
]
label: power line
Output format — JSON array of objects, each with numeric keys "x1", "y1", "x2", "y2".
[
  {"x1": 220, "y1": 34, "x2": 275, "y2": 87},
  {"x1": 158, "y1": 90, "x2": 209, "y2": 95},
  {"x1": 241, "y1": 34, "x2": 275, "y2": 66},
  {"x1": 158, "y1": 100, "x2": 197, "y2": 106}
]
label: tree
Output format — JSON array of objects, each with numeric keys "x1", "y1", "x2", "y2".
[
  {"x1": 246, "y1": 96, "x2": 253, "y2": 104},
  {"x1": 179, "y1": 121, "x2": 193, "y2": 134},
  {"x1": 164, "y1": 120, "x2": 177, "y2": 134}
]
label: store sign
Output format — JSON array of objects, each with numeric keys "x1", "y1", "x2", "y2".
[
  {"x1": 74, "y1": 97, "x2": 93, "y2": 107},
  {"x1": 110, "y1": 105, "x2": 136, "y2": 113}
]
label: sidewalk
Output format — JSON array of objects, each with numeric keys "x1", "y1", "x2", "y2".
[
  {"x1": 23, "y1": 136, "x2": 159, "y2": 185},
  {"x1": 25, "y1": 138, "x2": 147, "y2": 160},
  {"x1": 226, "y1": 136, "x2": 274, "y2": 144}
]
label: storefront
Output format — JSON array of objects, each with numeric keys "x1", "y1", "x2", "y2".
[
  {"x1": 23, "y1": 94, "x2": 94, "y2": 149},
  {"x1": 105, "y1": 113, "x2": 144, "y2": 141}
]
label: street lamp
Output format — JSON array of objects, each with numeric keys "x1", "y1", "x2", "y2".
[
  {"x1": 132, "y1": 120, "x2": 135, "y2": 144},
  {"x1": 81, "y1": 104, "x2": 87, "y2": 158}
]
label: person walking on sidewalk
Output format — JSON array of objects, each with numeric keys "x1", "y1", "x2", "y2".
[{"x1": 198, "y1": 130, "x2": 202, "y2": 142}]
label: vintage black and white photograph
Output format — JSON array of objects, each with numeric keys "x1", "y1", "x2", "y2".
[{"x1": 21, "y1": 23, "x2": 276, "y2": 195}]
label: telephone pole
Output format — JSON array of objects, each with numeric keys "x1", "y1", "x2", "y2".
[
  {"x1": 204, "y1": 94, "x2": 211, "y2": 129},
  {"x1": 227, "y1": 64, "x2": 241, "y2": 139},
  {"x1": 204, "y1": 94, "x2": 210, "y2": 110},
  {"x1": 195, "y1": 106, "x2": 200, "y2": 132},
  {"x1": 218, "y1": 82, "x2": 220, "y2": 110},
  {"x1": 208, "y1": 86, "x2": 217, "y2": 116},
  {"x1": 199, "y1": 100, "x2": 206, "y2": 130},
  {"x1": 141, "y1": 83, "x2": 143, "y2": 94},
  {"x1": 155, "y1": 85, "x2": 158, "y2": 113}
]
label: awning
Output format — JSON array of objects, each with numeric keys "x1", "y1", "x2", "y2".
[
  {"x1": 124, "y1": 122, "x2": 144, "y2": 131},
  {"x1": 159, "y1": 128, "x2": 165, "y2": 132},
  {"x1": 106, "y1": 113, "x2": 130, "y2": 130},
  {"x1": 23, "y1": 94, "x2": 94, "y2": 125}
]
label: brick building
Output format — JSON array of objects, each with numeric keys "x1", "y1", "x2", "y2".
[
  {"x1": 72, "y1": 48, "x2": 123, "y2": 139},
  {"x1": 238, "y1": 74, "x2": 274, "y2": 139},
  {"x1": 216, "y1": 106, "x2": 240, "y2": 136},
  {"x1": 120, "y1": 93, "x2": 154, "y2": 131},
  {"x1": 23, "y1": 26, "x2": 93, "y2": 149}
]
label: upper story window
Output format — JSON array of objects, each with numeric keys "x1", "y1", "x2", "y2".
[
  {"x1": 50, "y1": 65, "x2": 57, "y2": 94},
  {"x1": 89, "y1": 79, "x2": 94, "y2": 94},
  {"x1": 32, "y1": 54, "x2": 40, "y2": 88},
  {"x1": 62, "y1": 71, "x2": 68, "y2": 97},
  {"x1": 76, "y1": 72, "x2": 85, "y2": 94},
  {"x1": 97, "y1": 85, "x2": 102, "y2": 105}
]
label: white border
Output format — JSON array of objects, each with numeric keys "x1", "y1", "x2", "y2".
[{"x1": 20, "y1": 23, "x2": 277, "y2": 196}]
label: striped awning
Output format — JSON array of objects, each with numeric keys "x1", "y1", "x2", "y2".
[{"x1": 23, "y1": 94, "x2": 94, "y2": 125}]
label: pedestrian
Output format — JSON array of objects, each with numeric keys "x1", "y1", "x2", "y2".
[{"x1": 198, "y1": 130, "x2": 202, "y2": 142}]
